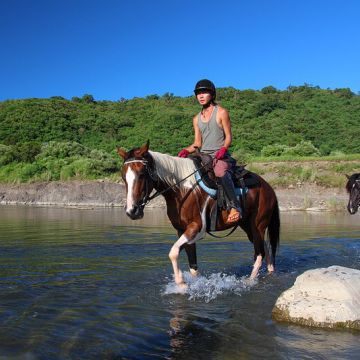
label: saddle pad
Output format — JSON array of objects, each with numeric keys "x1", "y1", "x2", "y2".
[{"x1": 195, "y1": 171, "x2": 247, "y2": 198}]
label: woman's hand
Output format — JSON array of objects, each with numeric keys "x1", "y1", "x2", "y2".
[
  {"x1": 214, "y1": 147, "x2": 227, "y2": 160},
  {"x1": 178, "y1": 149, "x2": 190, "y2": 158}
]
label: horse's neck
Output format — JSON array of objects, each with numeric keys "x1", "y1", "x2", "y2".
[
  {"x1": 153, "y1": 178, "x2": 185, "y2": 199},
  {"x1": 151, "y1": 151, "x2": 196, "y2": 187},
  {"x1": 150, "y1": 151, "x2": 199, "y2": 207},
  {"x1": 152, "y1": 173, "x2": 194, "y2": 210},
  {"x1": 153, "y1": 178, "x2": 172, "y2": 193}
]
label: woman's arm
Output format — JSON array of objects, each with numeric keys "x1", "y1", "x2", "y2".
[
  {"x1": 184, "y1": 115, "x2": 202, "y2": 153},
  {"x1": 218, "y1": 107, "x2": 232, "y2": 149}
]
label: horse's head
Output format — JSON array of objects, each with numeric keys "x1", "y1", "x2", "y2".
[
  {"x1": 346, "y1": 173, "x2": 360, "y2": 215},
  {"x1": 117, "y1": 141, "x2": 155, "y2": 219}
]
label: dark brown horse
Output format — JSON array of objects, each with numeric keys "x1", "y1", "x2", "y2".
[
  {"x1": 346, "y1": 173, "x2": 360, "y2": 214},
  {"x1": 117, "y1": 141, "x2": 280, "y2": 286}
]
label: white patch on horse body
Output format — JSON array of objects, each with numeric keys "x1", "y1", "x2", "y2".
[
  {"x1": 188, "y1": 196, "x2": 210, "y2": 244},
  {"x1": 173, "y1": 234, "x2": 189, "y2": 250},
  {"x1": 125, "y1": 167, "x2": 136, "y2": 212},
  {"x1": 171, "y1": 196, "x2": 210, "y2": 249}
]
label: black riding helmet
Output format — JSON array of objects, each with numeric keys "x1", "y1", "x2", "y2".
[{"x1": 194, "y1": 79, "x2": 216, "y2": 100}]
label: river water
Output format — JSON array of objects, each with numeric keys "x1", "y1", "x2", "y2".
[{"x1": 0, "y1": 206, "x2": 359, "y2": 359}]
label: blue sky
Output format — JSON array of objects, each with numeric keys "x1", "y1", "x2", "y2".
[{"x1": 1, "y1": 0, "x2": 359, "y2": 101}]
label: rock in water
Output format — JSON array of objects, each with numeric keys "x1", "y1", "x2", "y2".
[{"x1": 272, "y1": 266, "x2": 360, "y2": 330}]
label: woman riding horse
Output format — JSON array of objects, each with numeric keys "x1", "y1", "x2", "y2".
[{"x1": 178, "y1": 79, "x2": 241, "y2": 224}]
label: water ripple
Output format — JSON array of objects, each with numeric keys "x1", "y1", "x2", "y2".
[{"x1": 162, "y1": 272, "x2": 257, "y2": 303}]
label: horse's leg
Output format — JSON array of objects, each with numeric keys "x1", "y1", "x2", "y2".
[
  {"x1": 241, "y1": 221, "x2": 261, "y2": 278},
  {"x1": 169, "y1": 223, "x2": 201, "y2": 286},
  {"x1": 183, "y1": 243, "x2": 198, "y2": 276},
  {"x1": 264, "y1": 240, "x2": 275, "y2": 273},
  {"x1": 245, "y1": 218, "x2": 267, "y2": 279},
  {"x1": 178, "y1": 230, "x2": 199, "y2": 277},
  {"x1": 251, "y1": 233, "x2": 265, "y2": 279},
  {"x1": 251, "y1": 214, "x2": 278, "y2": 277},
  {"x1": 247, "y1": 227, "x2": 273, "y2": 273}
]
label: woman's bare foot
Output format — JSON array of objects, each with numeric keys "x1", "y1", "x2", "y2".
[{"x1": 226, "y1": 208, "x2": 240, "y2": 224}]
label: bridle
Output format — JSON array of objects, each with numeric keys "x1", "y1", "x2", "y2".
[{"x1": 123, "y1": 157, "x2": 156, "y2": 208}]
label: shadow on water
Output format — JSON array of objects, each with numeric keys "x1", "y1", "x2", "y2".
[{"x1": 0, "y1": 206, "x2": 359, "y2": 359}]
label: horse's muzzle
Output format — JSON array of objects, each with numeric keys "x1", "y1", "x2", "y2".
[
  {"x1": 347, "y1": 203, "x2": 359, "y2": 215},
  {"x1": 126, "y1": 204, "x2": 144, "y2": 220}
]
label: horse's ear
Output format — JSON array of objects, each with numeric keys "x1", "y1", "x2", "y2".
[
  {"x1": 345, "y1": 174, "x2": 350, "y2": 179},
  {"x1": 143, "y1": 139, "x2": 150, "y2": 152},
  {"x1": 135, "y1": 140, "x2": 150, "y2": 157},
  {"x1": 117, "y1": 147, "x2": 128, "y2": 159}
]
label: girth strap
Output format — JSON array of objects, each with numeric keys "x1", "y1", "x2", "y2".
[{"x1": 207, "y1": 223, "x2": 239, "y2": 238}]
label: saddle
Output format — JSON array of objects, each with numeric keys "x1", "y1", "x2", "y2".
[
  {"x1": 190, "y1": 150, "x2": 261, "y2": 231},
  {"x1": 190, "y1": 151, "x2": 260, "y2": 193}
]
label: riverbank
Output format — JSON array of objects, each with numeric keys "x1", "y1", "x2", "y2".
[{"x1": 0, "y1": 180, "x2": 349, "y2": 212}]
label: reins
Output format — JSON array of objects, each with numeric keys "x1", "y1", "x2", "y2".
[
  {"x1": 143, "y1": 165, "x2": 205, "y2": 206},
  {"x1": 206, "y1": 223, "x2": 239, "y2": 238}
]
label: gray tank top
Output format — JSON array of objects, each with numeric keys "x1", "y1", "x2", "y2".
[{"x1": 197, "y1": 106, "x2": 225, "y2": 156}]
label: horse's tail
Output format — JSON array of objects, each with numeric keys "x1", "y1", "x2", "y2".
[{"x1": 267, "y1": 199, "x2": 280, "y2": 264}]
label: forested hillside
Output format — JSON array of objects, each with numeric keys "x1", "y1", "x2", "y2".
[{"x1": 0, "y1": 85, "x2": 359, "y2": 182}]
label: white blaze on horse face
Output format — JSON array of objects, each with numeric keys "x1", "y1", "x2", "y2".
[{"x1": 125, "y1": 167, "x2": 136, "y2": 212}]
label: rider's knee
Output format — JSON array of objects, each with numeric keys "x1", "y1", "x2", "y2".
[{"x1": 213, "y1": 160, "x2": 231, "y2": 177}]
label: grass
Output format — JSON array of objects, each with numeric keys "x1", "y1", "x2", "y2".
[
  {"x1": 325, "y1": 198, "x2": 345, "y2": 212},
  {"x1": 303, "y1": 196, "x2": 313, "y2": 209},
  {"x1": 246, "y1": 156, "x2": 360, "y2": 189},
  {"x1": 0, "y1": 151, "x2": 360, "y2": 188},
  {"x1": 249, "y1": 153, "x2": 360, "y2": 162}
]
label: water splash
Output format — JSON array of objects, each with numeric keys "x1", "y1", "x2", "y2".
[{"x1": 162, "y1": 272, "x2": 257, "y2": 303}]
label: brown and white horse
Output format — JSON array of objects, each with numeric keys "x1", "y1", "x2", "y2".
[
  {"x1": 346, "y1": 173, "x2": 360, "y2": 214},
  {"x1": 117, "y1": 141, "x2": 280, "y2": 286}
]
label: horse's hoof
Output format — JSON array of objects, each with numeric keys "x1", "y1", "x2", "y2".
[
  {"x1": 176, "y1": 282, "x2": 188, "y2": 293},
  {"x1": 189, "y1": 268, "x2": 199, "y2": 277},
  {"x1": 243, "y1": 276, "x2": 258, "y2": 287}
]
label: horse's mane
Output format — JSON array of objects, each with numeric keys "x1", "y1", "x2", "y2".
[
  {"x1": 346, "y1": 173, "x2": 360, "y2": 193},
  {"x1": 149, "y1": 151, "x2": 197, "y2": 189}
]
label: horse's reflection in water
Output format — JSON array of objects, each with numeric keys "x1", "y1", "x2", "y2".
[
  {"x1": 118, "y1": 141, "x2": 280, "y2": 286},
  {"x1": 168, "y1": 307, "x2": 220, "y2": 358},
  {"x1": 169, "y1": 309, "x2": 189, "y2": 350}
]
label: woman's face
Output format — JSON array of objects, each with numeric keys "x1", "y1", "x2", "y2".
[{"x1": 196, "y1": 91, "x2": 212, "y2": 106}]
